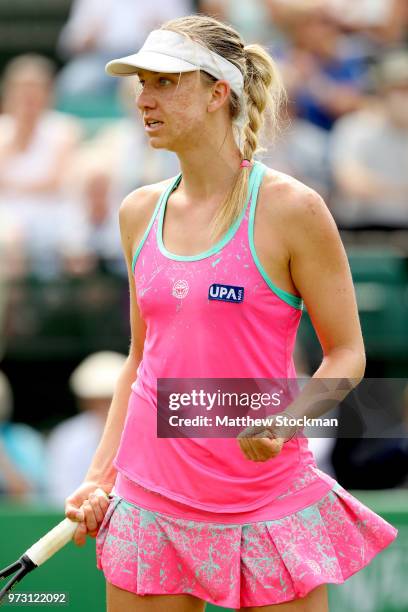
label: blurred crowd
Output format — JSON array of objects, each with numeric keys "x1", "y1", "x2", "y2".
[
  {"x1": 0, "y1": 0, "x2": 407, "y2": 280},
  {"x1": 0, "y1": 353, "x2": 127, "y2": 504},
  {"x1": 0, "y1": 0, "x2": 407, "y2": 503}
]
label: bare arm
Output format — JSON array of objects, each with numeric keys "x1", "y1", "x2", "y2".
[
  {"x1": 84, "y1": 198, "x2": 147, "y2": 487},
  {"x1": 289, "y1": 188, "x2": 366, "y2": 379},
  {"x1": 239, "y1": 185, "x2": 366, "y2": 461},
  {"x1": 64, "y1": 187, "x2": 151, "y2": 544},
  {"x1": 282, "y1": 189, "x2": 366, "y2": 421}
]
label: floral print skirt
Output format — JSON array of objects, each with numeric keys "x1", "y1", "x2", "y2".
[{"x1": 96, "y1": 475, "x2": 398, "y2": 609}]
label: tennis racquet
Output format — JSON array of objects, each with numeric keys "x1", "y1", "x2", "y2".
[{"x1": 0, "y1": 489, "x2": 110, "y2": 604}]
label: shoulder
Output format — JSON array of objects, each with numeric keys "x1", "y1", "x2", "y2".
[
  {"x1": 259, "y1": 166, "x2": 340, "y2": 253},
  {"x1": 260, "y1": 166, "x2": 333, "y2": 226},
  {"x1": 118, "y1": 176, "x2": 177, "y2": 255},
  {"x1": 119, "y1": 177, "x2": 176, "y2": 225}
]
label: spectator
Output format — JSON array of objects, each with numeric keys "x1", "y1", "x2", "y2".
[
  {"x1": 263, "y1": 97, "x2": 331, "y2": 200},
  {"x1": 263, "y1": 0, "x2": 327, "y2": 33},
  {"x1": 57, "y1": 0, "x2": 194, "y2": 97},
  {"x1": 330, "y1": 49, "x2": 408, "y2": 229},
  {"x1": 271, "y1": 3, "x2": 368, "y2": 130},
  {"x1": 46, "y1": 351, "x2": 127, "y2": 506},
  {"x1": 332, "y1": 380, "x2": 408, "y2": 489},
  {"x1": 198, "y1": 0, "x2": 274, "y2": 44},
  {"x1": 60, "y1": 151, "x2": 125, "y2": 276},
  {"x1": 327, "y1": 0, "x2": 408, "y2": 48},
  {"x1": 0, "y1": 54, "x2": 81, "y2": 278},
  {"x1": 0, "y1": 370, "x2": 46, "y2": 500}
]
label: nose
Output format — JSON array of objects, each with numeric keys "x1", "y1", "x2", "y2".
[{"x1": 136, "y1": 86, "x2": 157, "y2": 113}]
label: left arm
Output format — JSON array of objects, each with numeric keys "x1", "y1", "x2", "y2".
[
  {"x1": 238, "y1": 186, "x2": 365, "y2": 461},
  {"x1": 278, "y1": 188, "x2": 365, "y2": 430},
  {"x1": 289, "y1": 188, "x2": 365, "y2": 382}
]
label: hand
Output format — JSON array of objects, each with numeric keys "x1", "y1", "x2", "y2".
[
  {"x1": 237, "y1": 412, "x2": 298, "y2": 462},
  {"x1": 65, "y1": 481, "x2": 112, "y2": 547}
]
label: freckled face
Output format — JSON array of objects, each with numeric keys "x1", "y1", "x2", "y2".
[{"x1": 135, "y1": 70, "x2": 210, "y2": 152}]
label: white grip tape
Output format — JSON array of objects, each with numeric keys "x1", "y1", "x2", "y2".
[
  {"x1": 24, "y1": 488, "x2": 109, "y2": 566},
  {"x1": 24, "y1": 518, "x2": 78, "y2": 566}
]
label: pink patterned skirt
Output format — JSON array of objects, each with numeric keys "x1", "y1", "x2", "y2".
[{"x1": 95, "y1": 473, "x2": 398, "y2": 609}]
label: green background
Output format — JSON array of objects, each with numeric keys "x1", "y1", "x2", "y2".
[{"x1": 1, "y1": 490, "x2": 407, "y2": 611}]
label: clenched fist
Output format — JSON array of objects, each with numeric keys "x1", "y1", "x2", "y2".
[{"x1": 237, "y1": 412, "x2": 298, "y2": 462}]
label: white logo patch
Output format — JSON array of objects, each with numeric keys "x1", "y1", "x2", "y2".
[{"x1": 172, "y1": 279, "x2": 189, "y2": 299}]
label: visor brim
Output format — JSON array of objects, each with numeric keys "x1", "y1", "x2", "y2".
[{"x1": 105, "y1": 51, "x2": 200, "y2": 76}]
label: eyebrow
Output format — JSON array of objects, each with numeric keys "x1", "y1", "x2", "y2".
[{"x1": 135, "y1": 70, "x2": 183, "y2": 81}]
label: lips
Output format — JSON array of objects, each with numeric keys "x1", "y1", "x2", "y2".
[{"x1": 144, "y1": 118, "x2": 163, "y2": 127}]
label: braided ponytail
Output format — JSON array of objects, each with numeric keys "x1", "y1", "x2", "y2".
[
  {"x1": 242, "y1": 45, "x2": 285, "y2": 162},
  {"x1": 160, "y1": 14, "x2": 286, "y2": 241},
  {"x1": 209, "y1": 44, "x2": 285, "y2": 240}
]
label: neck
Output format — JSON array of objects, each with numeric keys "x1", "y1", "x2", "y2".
[{"x1": 174, "y1": 124, "x2": 244, "y2": 203}]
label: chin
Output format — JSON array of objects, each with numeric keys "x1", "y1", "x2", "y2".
[
  {"x1": 148, "y1": 136, "x2": 164, "y2": 147},
  {"x1": 149, "y1": 138, "x2": 174, "y2": 152}
]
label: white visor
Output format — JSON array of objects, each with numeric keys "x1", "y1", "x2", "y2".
[{"x1": 105, "y1": 29, "x2": 244, "y2": 100}]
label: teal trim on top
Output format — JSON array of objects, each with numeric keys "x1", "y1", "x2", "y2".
[
  {"x1": 248, "y1": 162, "x2": 304, "y2": 311},
  {"x1": 156, "y1": 161, "x2": 264, "y2": 262},
  {"x1": 131, "y1": 174, "x2": 182, "y2": 273}
]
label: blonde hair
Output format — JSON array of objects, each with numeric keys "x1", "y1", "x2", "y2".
[
  {"x1": 1, "y1": 54, "x2": 56, "y2": 110},
  {"x1": 160, "y1": 14, "x2": 286, "y2": 240},
  {"x1": 2, "y1": 53, "x2": 55, "y2": 88}
]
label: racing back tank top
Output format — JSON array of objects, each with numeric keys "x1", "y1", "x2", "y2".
[{"x1": 114, "y1": 160, "x2": 319, "y2": 513}]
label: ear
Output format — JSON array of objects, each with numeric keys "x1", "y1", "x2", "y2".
[{"x1": 207, "y1": 80, "x2": 231, "y2": 115}]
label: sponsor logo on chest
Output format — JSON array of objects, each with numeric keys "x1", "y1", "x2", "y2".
[
  {"x1": 208, "y1": 283, "x2": 244, "y2": 303},
  {"x1": 172, "y1": 279, "x2": 189, "y2": 299}
]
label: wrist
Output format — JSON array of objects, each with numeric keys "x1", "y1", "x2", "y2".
[
  {"x1": 279, "y1": 410, "x2": 300, "y2": 443},
  {"x1": 85, "y1": 468, "x2": 117, "y2": 489}
]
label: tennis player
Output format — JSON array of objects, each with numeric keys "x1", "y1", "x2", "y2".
[{"x1": 65, "y1": 14, "x2": 398, "y2": 612}]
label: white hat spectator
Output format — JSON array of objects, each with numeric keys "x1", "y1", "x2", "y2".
[{"x1": 69, "y1": 351, "x2": 127, "y2": 399}]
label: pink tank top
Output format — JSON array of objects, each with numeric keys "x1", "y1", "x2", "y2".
[{"x1": 114, "y1": 161, "x2": 321, "y2": 513}]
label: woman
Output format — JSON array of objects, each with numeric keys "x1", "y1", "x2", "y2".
[
  {"x1": 65, "y1": 15, "x2": 398, "y2": 612},
  {"x1": 0, "y1": 54, "x2": 80, "y2": 277}
]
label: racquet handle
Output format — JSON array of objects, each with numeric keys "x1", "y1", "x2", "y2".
[
  {"x1": 24, "y1": 488, "x2": 110, "y2": 567},
  {"x1": 24, "y1": 518, "x2": 78, "y2": 567}
]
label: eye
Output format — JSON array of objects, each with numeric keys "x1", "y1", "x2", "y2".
[{"x1": 159, "y1": 77, "x2": 172, "y2": 85}]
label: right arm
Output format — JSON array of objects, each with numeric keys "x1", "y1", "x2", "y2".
[{"x1": 64, "y1": 185, "x2": 160, "y2": 545}]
